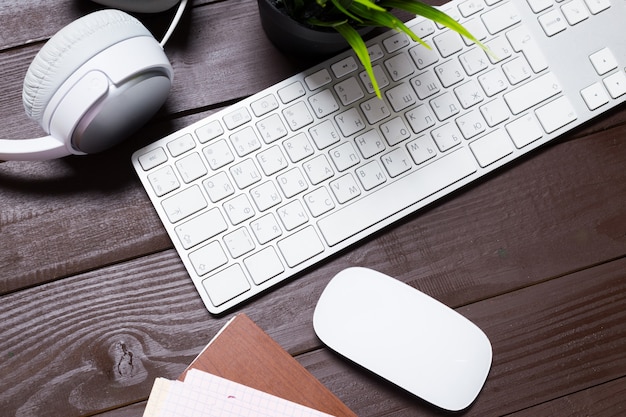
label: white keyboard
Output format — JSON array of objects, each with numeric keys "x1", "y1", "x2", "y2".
[{"x1": 132, "y1": 0, "x2": 626, "y2": 314}]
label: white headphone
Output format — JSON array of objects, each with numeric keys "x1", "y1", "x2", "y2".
[{"x1": 0, "y1": 0, "x2": 188, "y2": 161}]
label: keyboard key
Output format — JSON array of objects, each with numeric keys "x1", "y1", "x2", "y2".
[
  {"x1": 504, "y1": 72, "x2": 562, "y2": 114},
  {"x1": 502, "y1": 56, "x2": 532, "y2": 85},
  {"x1": 189, "y1": 241, "x2": 228, "y2": 276},
  {"x1": 283, "y1": 133, "x2": 314, "y2": 162},
  {"x1": 380, "y1": 147, "x2": 412, "y2": 177},
  {"x1": 360, "y1": 96, "x2": 392, "y2": 124},
  {"x1": 381, "y1": 117, "x2": 412, "y2": 145},
  {"x1": 331, "y1": 56, "x2": 358, "y2": 78},
  {"x1": 283, "y1": 101, "x2": 314, "y2": 131},
  {"x1": 305, "y1": 69, "x2": 332, "y2": 90},
  {"x1": 456, "y1": 109, "x2": 487, "y2": 139},
  {"x1": 277, "y1": 226, "x2": 325, "y2": 267},
  {"x1": 589, "y1": 48, "x2": 618, "y2": 75},
  {"x1": 335, "y1": 108, "x2": 366, "y2": 136},
  {"x1": 251, "y1": 94, "x2": 279, "y2": 117},
  {"x1": 196, "y1": 120, "x2": 224, "y2": 143},
  {"x1": 230, "y1": 126, "x2": 261, "y2": 157},
  {"x1": 356, "y1": 160, "x2": 387, "y2": 191},
  {"x1": 481, "y1": 2, "x2": 521, "y2": 34},
  {"x1": 244, "y1": 247, "x2": 284, "y2": 285},
  {"x1": 330, "y1": 142, "x2": 360, "y2": 172},
  {"x1": 277, "y1": 200, "x2": 309, "y2": 230},
  {"x1": 535, "y1": 96, "x2": 577, "y2": 133},
  {"x1": 458, "y1": 0, "x2": 485, "y2": 17},
  {"x1": 478, "y1": 68, "x2": 508, "y2": 96},
  {"x1": 506, "y1": 26, "x2": 548, "y2": 73},
  {"x1": 330, "y1": 173, "x2": 362, "y2": 203},
  {"x1": 335, "y1": 77, "x2": 365, "y2": 105},
  {"x1": 386, "y1": 83, "x2": 417, "y2": 112},
  {"x1": 148, "y1": 165, "x2": 180, "y2": 197},
  {"x1": 317, "y1": 149, "x2": 477, "y2": 246},
  {"x1": 407, "y1": 136, "x2": 438, "y2": 164},
  {"x1": 223, "y1": 107, "x2": 251, "y2": 130},
  {"x1": 175, "y1": 208, "x2": 228, "y2": 249},
  {"x1": 469, "y1": 129, "x2": 514, "y2": 167},
  {"x1": 256, "y1": 114, "x2": 288, "y2": 143},
  {"x1": 430, "y1": 92, "x2": 461, "y2": 121},
  {"x1": 355, "y1": 129, "x2": 386, "y2": 158},
  {"x1": 561, "y1": 0, "x2": 589, "y2": 25},
  {"x1": 454, "y1": 79, "x2": 484, "y2": 108},
  {"x1": 459, "y1": 47, "x2": 490, "y2": 75},
  {"x1": 278, "y1": 81, "x2": 306, "y2": 103},
  {"x1": 538, "y1": 9, "x2": 568, "y2": 36},
  {"x1": 433, "y1": 30, "x2": 464, "y2": 57},
  {"x1": 203, "y1": 172, "x2": 235, "y2": 202},
  {"x1": 303, "y1": 154, "x2": 334, "y2": 185},
  {"x1": 138, "y1": 147, "x2": 167, "y2": 171},
  {"x1": 581, "y1": 82, "x2": 610, "y2": 110},
  {"x1": 584, "y1": 0, "x2": 610, "y2": 14},
  {"x1": 409, "y1": 43, "x2": 439, "y2": 70},
  {"x1": 223, "y1": 193, "x2": 255, "y2": 225},
  {"x1": 250, "y1": 213, "x2": 282, "y2": 244},
  {"x1": 385, "y1": 53, "x2": 415, "y2": 81},
  {"x1": 604, "y1": 71, "x2": 626, "y2": 98},
  {"x1": 432, "y1": 123, "x2": 463, "y2": 152},
  {"x1": 202, "y1": 264, "x2": 250, "y2": 307},
  {"x1": 223, "y1": 227, "x2": 255, "y2": 258},
  {"x1": 527, "y1": 0, "x2": 552, "y2": 13},
  {"x1": 229, "y1": 158, "x2": 261, "y2": 189},
  {"x1": 176, "y1": 152, "x2": 207, "y2": 183},
  {"x1": 309, "y1": 120, "x2": 341, "y2": 149},
  {"x1": 161, "y1": 185, "x2": 207, "y2": 223},
  {"x1": 506, "y1": 113, "x2": 543, "y2": 148},
  {"x1": 167, "y1": 134, "x2": 195, "y2": 157},
  {"x1": 383, "y1": 32, "x2": 410, "y2": 53},
  {"x1": 277, "y1": 167, "x2": 308, "y2": 198},
  {"x1": 480, "y1": 97, "x2": 510, "y2": 126},
  {"x1": 434, "y1": 59, "x2": 466, "y2": 87},
  {"x1": 250, "y1": 181, "x2": 282, "y2": 211},
  {"x1": 304, "y1": 187, "x2": 336, "y2": 217},
  {"x1": 309, "y1": 89, "x2": 340, "y2": 117},
  {"x1": 359, "y1": 65, "x2": 390, "y2": 94},
  {"x1": 257, "y1": 145, "x2": 288, "y2": 176},
  {"x1": 203, "y1": 139, "x2": 235, "y2": 170}
]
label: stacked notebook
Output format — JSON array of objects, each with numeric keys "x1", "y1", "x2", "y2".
[{"x1": 143, "y1": 313, "x2": 356, "y2": 417}]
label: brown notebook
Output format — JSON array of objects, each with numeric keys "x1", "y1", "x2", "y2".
[{"x1": 178, "y1": 313, "x2": 356, "y2": 417}]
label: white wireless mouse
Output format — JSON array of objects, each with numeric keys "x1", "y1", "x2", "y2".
[{"x1": 313, "y1": 267, "x2": 492, "y2": 411}]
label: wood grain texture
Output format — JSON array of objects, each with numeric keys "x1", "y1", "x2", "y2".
[{"x1": 1, "y1": 0, "x2": 626, "y2": 416}]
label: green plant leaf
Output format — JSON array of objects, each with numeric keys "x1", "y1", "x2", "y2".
[
  {"x1": 351, "y1": 0, "x2": 387, "y2": 12},
  {"x1": 330, "y1": 0, "x2": 364, "y2": 23},
  {"x1": 379, "y1": 0, "x2": 493, "y2": 56},
  {"x1": 333, "y1": 22, "x2": 382, "y2": 99},
  {"x1": 348, "y1": 1, "x2": 429, "y2": 48}
]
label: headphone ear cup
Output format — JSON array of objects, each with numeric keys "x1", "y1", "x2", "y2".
[{"x1": 22, "y1": 9, "x2": 153, "y2": 125}]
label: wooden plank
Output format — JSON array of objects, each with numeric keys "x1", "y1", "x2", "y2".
[
  {"x1": 2, "y1": 121, "x2": 625, "y2": 296},
  {"x1": 507, "y1": 377, "x2": 626, "y2": 416},
  {"x1": 2, "y1": 256, "x2": 624, "y2": 416}
]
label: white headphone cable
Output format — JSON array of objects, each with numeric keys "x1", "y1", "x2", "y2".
[{"x1": 160, "y1": 0, "x2": 189, "y2": 47}]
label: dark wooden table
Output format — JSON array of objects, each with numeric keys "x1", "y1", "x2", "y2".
[{"x1": 2, "y1": 1, "x2": 626, "y2": 416}]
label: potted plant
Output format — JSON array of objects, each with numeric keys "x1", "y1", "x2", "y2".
[{"x1": 258, "y1": 0, "x2": 485, "y2": 98}]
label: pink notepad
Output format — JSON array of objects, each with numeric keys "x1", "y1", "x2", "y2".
[{"x1": 144, "y1": 368, "x2": 334, "y2": 417}]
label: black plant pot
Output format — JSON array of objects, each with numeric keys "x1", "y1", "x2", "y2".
[{"x1": 257, "y1": 0, "x2": 374, "y2": 57}]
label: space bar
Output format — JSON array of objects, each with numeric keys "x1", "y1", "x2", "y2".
[{"x1": 318, "y1": 149, "x2": 477, "y2": 246}]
